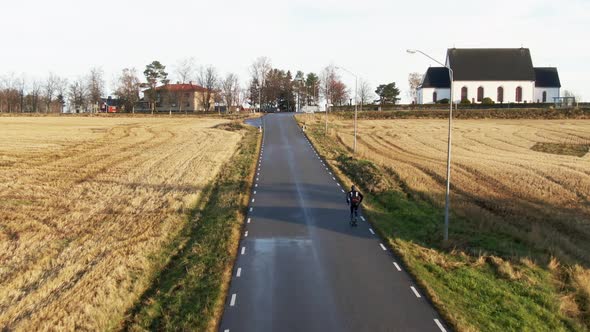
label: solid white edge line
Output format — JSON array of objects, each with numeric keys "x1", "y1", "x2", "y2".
[
  {"x1": 241, "y1": 247, "x2": 246, "y2": 255},
  {"x1": 247, "y1": 218, "x2": 251, "y2": 223},
  {"x1": 411, "y1": 286, "x2": 422, "y2": 298},
  {"x1": 379, "y1": 243, "x2": 387, "y2": 251},
  {"x1": 393, "y1": 262, "x2": 402, "y2": 271},
  {"x1": 230, "y1": 293, "x2": 237, "y2": 306},
  {"x1": 434, "y1": 319, "x2": 447, "y2": 332},
  {"x1": 369, "y1": 228, "x2": 375, "y2": 235},
  {"x1": 236, "y1": 268, "x2": 242, "y2": 277}
]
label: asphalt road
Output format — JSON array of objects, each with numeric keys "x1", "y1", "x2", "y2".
[{"x1": 219, "y1": 113, "x2": 447, "y2": 332}]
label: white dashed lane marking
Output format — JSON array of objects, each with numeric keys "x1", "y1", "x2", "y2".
[
  {"x1": 230, "y1": 294, "x2": 237, "y2": 306},
  {"x1": 360, "y1": 216, "x2": 366, "y2": 221},
  {"x1": 393, "y1": 262, "x2": 402, "y2": 271},
  {"x1": 245, "y1": 231, "x2": 248, "y2": 237},
  {"x1": 410, "y1": 286, "x2": 422, "y2": 298},
  {"x1": 434, "y1": 319, "x2": 447, "y2": 332},
  {"x1": 247, "y1": 218, "x2": 251, "y2": 224},
  {"x1": 241, "y1": 247, "x2": 246, "y2": 255},
  {"x1": 236, "y1": 268, "x2": 242, "y2": 277},
  {"x1": 249, "y1": 207, "x2": 253, "y2": 212},
  {"x1": 369, "y1": 228, "x2": 375, "y2": 235},
  {"x1": 332, "y1": 177, "x2": 336, "y2": 180},
  {"x1": 255, "y1": 184, "x2": 258, "y2": 187},
  {"x1": 252, "y1": 198, "x2": 255, "y2": 203},
  {"x1": 379, "y1": 243, "x2": 387, "y2": 251},
  {"x1": 341, "y1": 189, "x2": 345, "y2": 193}
]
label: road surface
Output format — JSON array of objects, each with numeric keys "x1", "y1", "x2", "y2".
[{"x1": 220, "y1": 114, "x2": 447, "y2": 332}]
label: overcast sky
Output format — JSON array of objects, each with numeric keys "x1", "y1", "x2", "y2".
[{"x1": 1, "y1": 0, "x2": 588, "y2": 102}]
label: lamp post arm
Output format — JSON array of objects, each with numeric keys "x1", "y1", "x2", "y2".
[{"x1": 414, "y1": 50, "x2": 446, "y2": 68}]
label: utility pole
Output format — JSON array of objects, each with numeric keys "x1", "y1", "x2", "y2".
[{"x1": 407, "y1": 49, "x2": 454, "y2": 241}]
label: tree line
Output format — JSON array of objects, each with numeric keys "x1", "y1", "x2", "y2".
[{"x1": 0, "y1": 57, "x2": 407, "y2": 114}]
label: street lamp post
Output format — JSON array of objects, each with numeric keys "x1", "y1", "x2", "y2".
[
  {"x1": 336, "y1": 66, "x2": 358, "y2": 154},
  {"x1": 407, "y1": 49, "x2": 453, "y2": 241}
]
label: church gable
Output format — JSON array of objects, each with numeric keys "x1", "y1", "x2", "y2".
[
  {"x1": 421, "y1": 67, "x2": 451, "y2": 88},
  {"x1": 534, "y1": 67, "x2": 561, "y2": 88}
]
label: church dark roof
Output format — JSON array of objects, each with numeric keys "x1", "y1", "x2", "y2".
[
  {"x1": 534, "y1": 67, "x2": 561, "y2": 87},
  {"x1": 447, "y1": 48, "x2": 535, "y2": 81},
  {"x1": 421, "y1": 67, "x2": 450, "y2": 88}
]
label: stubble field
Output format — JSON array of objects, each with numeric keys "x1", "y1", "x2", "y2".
[
  {"x1": 300, "y1": 114, "x2": 590, "y2": 330},
  {"x1": 337, "y1": 118, "x2": 590, "y2": 262},
  {"x1": 0, "y1": 117, "x2": 242, "y2": 330}
]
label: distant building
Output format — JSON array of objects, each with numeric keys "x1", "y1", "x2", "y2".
[
  {"x1": 100, "y1": 97, "x2": 122, "y2": 113},
  {"x1": 140, "y1": 83, "x2": 216, "y2": 112},
  {"x1": 417, "y1": 48, "x2": 561, "y2": 104}
]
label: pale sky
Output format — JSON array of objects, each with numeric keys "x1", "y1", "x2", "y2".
[{"x1": 1, "y1": 0, "x2": 588, "y2": 102}]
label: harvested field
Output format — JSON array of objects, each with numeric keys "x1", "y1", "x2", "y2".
[
  {"x1": 329, "y1": 118, "x2": 590, "y2": 263},
  {"x1": 300, "y1": 115, "x2": 590, "y2": 330},
  {"x1": 0, "y1": 117, "x2": 243, "y2": 330}
]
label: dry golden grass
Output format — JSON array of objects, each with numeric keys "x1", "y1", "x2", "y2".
[
  {"x1": 324, "y1": 118, "x2": 590, "y2": 262},
  {"x1": 299, "y1": 115, "x2": 590, "y2": 330},
  {"x1": 0, "y1": 116, "x2": 242, "y2": 331}
]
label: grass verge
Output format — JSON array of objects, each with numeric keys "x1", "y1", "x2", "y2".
[
  {"x1": 121, "y1": 123, "x2": 259, "y2": 332},
  {"x1": 297, "y1": 116, "x2": 588, "y2": 332}
]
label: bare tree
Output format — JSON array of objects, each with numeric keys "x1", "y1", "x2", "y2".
[
  {"x1": 68, "y1": 78, "x2": 88, "y2": 113},
  {"x1": 173, "y1": 58, "x2": 197, "y2": 115},
  {"x1": 358, "y1": 78, "x2": 373, "y2": 109},
  {"x1": 320, "y1": 65, "x2": 348, "y2": 106},
  {"x1": 221, "y1": 73, "x2": 240, "y2": 113},
  {"x1": 408, "y1": 72, "x2": 423, "y2": 104},
  {"x1": 196, "y1": 65, "x2": 219, "y2": 112},
  {"x1": 114, "y1": 68, "x2": 141, "y2": 113},
  {"x1": 1, "y1": 74, "x2": 21, "y2": 113},
  {"x1": 320, "y1": 65, "x2": 337, "y2": 107},
  {"x1": 17, "y1": 75, "x2": 26, "y2": 113},
  {"x1": 174, "y1": 57, "x2": 196, "y2": 84},
  {"x1": 249, "y1": 57, "x2": 271, "y2": 111},
  {"x1": 43, "y1": 73, "x2": 59, "y2": 113},
  {"x1": 28, "y1": 79, "x2": 42, "y2": 112},
  {"x1": 87, "y1": 67, "x2": 105, "y2": 112}
]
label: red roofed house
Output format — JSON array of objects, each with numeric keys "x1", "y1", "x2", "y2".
[{"x1": 142, "y1": 83, "x2": 216, "y2": 113}]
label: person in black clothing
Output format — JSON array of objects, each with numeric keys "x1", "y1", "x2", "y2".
[{"x1": 346, "y1": 185, "x2": 364, "y2": 225}]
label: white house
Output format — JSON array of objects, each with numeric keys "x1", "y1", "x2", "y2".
[{"x1": 417, "y1": 48, "x2": 561, "y2": 104}]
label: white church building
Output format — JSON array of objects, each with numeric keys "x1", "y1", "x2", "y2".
[{"x1": 417, "y1": 48, "x2": 561, "y2": 104}]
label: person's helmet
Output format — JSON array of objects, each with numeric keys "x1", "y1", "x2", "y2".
[{"x1": 351, "y1": 185, "x2": 356, "y2": 191}]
